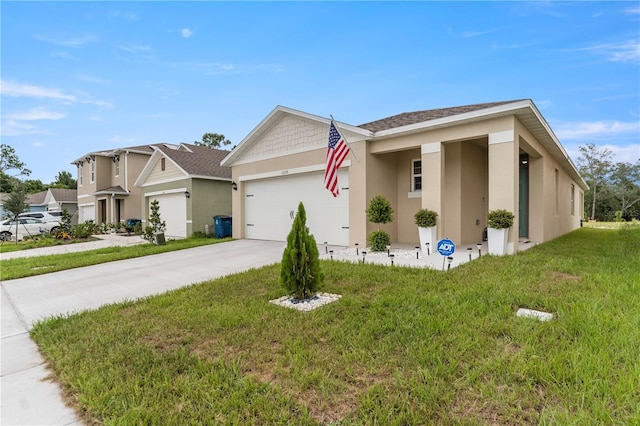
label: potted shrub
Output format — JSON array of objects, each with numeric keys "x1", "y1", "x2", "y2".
[
  {"x1": 487, "y1": 209, "x2": 514, "y2": 255},
  {"x1": 366, "y1": 195, "x2": 394, "y2": 251},
  {"x1": 414, "y1": 208, "x2": 438, "y2": 255}
]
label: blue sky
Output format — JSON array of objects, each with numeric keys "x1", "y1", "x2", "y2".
[{"x1": 2, "y1": 1, "x2": 639, "y2": 183}]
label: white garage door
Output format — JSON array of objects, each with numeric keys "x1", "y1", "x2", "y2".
[
  {"x1": 244, "y1": 170, "x2": 349, "y2": 246},
  {"x1": 79, "y1": 204, "x2": 95, "y2": 223},
  {"x1": 150, "y1": 193, "x2": 187, "y2": 239}
]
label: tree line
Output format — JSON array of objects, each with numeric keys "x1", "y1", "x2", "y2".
[
  {"x1": 1, "y1": 144, "x2": 76, "y2": 193},
  {"x1": 576, "y1": 143, "x2": 640, "y2": 221}
]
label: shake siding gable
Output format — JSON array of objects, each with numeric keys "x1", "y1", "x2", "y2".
[
  {"x1": 146, "y1": 157, "x2": 185, "y2": 184},
  {"x1": 237, "y1": 115, "x2": 327, "y2": 164}
]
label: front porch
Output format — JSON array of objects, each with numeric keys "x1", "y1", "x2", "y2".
[{"x1": 365, "y1": 125, "x2": 544, "y2": 254}]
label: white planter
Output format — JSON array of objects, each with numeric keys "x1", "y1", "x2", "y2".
[
  {"x1": 487, "y1": 227, "x2": 509, "y2": 255},
  {"x1": 418, "y1": 226, "x2": 437, "y2": 255}
]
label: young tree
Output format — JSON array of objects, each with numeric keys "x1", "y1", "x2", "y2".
[
  {"x1": 576, "y1": 143, "x2": 614, "y2": 220},
  {"x1": 280, "y1": 202, "x2": 323, "y2": 300},
  {"x1": 143, "y1": 199, "x2": 166, "y2": 243},
  {"x1": 366, "y1": 194, "x2": 394, "y2": 251},
  {"x1": 0, "y1": 144, "x2": 31, "y2": 177},
  {"x1": 2, "y1": 184, "x2": 28, "y2": 243},
  {"x1": 194, "y1": 132, "x2": 231, "y2": 148}
]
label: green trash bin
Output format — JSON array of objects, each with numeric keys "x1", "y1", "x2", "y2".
[{"x1": 213, "y1": 215, "x2": 232, "y2": 238}]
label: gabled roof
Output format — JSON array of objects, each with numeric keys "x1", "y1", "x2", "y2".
[
  {"x1": 221, "y1": 100, "x2": 587, "y2": 190},
  {"x1": 26, "y1": 191, "x2": 47, "y2": 205},
  {"x1": 134, "y1": 143, "x2": 231, "y2": 187},
  {"x1": 221, "y1": 105, "x2": 371, "y2": 167},
  {"x1": 160, "y1": 143, "x2": 231, "y2": 179},
  {"x1": 71, "y1": 144, "x2": 156, "y2": 164},
  {"x1": 47, "y1": 188, "x2": 77, "y2": 202},
  {"x1": 359, "y1": 100, "x2": 525, "y2": 132}
]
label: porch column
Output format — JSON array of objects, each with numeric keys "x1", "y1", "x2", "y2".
[
  {"x1": 421, "y1": 142, "x2": 444, "y2": 240},
  {"x1": 488, "y1": 130, "x2": 519, "y2": 253}
]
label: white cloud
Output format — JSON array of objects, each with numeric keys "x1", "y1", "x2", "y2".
[
  {"x1": 625, "y1": 7, "x2": 640, "y2": 14},
  {"x1": 555, "y1": 120, "x2": 640, "y2": 139},
  {"x1": 33, "y1": 33, "x2": 97, "y2": 48},
  {"x1": 448, "y1": 26, "x2": 501, "y2": 38},
  {"x1": 1, "y1": 80, "x2": 76, "y2": 102},
  {"x1": 566, "y1": 143, "x2": 640, "y2": 165},
  {"x1": 1, "y1": 107, "x2": 65, "y2": 137},
  {"x1": 118, "y1": 44, "x2": 152, "y2": 54},
  {"x1": 576, "y1": 40, "x2": 640, "y2": 63},
  {"x1": 181, "y1": 28, "x2": 194, "y2": 38},
  {"x1": 6, "y1": 107, "x2": 66, "y2": 121}
]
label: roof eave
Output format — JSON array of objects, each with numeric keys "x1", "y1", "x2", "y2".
[{"x1": 221, "y1": 105, "x2": 371, "y2": 166}]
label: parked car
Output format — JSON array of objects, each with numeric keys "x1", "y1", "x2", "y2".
[
  {"x1": 0, "y1": 218, "x2": 60, "y2": 241},
  {"x1": 17, "y1": 211, "x2": 63, "y2": 223}
]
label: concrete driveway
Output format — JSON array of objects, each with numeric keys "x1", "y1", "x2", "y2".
[{"x1": 1, "y1": 239, "x2": 285, "y2": 426}]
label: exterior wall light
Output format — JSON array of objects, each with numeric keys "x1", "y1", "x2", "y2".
[
  {"x1": 231, "y1": 181, "x2": 238, "y2": 191},
  {"x1": 185, "y1": 191, "x2": 190, "y2": 198}
]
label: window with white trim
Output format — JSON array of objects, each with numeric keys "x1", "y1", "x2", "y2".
[
  {"x1": 570, "y1": 184, "x2": 575, "y2": 216},
  {"x1": 411, "y1": 159, "x2": 422, "y2": 192},
  {"x1": 78, "y1": 164, "x2": 83, "y2": 186},
  {"x1": 115, "y1": 157, "x2": 120, "y2": 176},
  {"x1": 90, "y1": 160, "x2": 95, "y2": 183}
]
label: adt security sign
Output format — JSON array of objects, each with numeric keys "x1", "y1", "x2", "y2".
[{"x1": 437, "y1": 238, "x2": 456, "y2": 256}]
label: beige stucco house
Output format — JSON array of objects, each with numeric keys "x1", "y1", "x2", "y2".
[
  {"x1": 221, "y1": 100, "x2": 588, "y2": 253},
  {"x1": 72, "y1": 145, "x2": 155, "y2": 224}
]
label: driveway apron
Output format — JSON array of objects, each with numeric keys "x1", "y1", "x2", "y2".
[{"x1": 1, "y1": 239, "x2": 285, "y2": 426}]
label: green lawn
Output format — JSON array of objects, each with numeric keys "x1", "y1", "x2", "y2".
[
  {"x1": 31, "y1": 227, "x2": 640, "y2": 424},
  {"x1": 0, "y1": 235, "x2": 99, "y2": 253},
  {"x1": 0, "y1": 237, "x2": 232, "y2": 280}
]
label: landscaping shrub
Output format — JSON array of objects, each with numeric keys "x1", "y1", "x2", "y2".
[
  {"x1": 366, "y1": 194, "x2": 394, "y2": 251},
  {"x1": 71, "y1": 220, "x2": 97, "y2": 239},
  {"x1": 368, "y1": 229, "x2": 391, "y2": 252},
  {"x1": 280, "y1": 202, "x2": 323, "y2": 300},
  {"x1": 143, "y1": 200, "x2": 166, "y2": 243}
]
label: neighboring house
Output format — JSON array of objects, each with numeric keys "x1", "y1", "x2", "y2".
[
  {"x1": 221, "y1": 100, "x2": 588, "y2": 253},
  {"x1": 27, "y1": 188, "x2": 78, "y2": 224},
  {"x1": 72, "y1": 145, "x2": 155, "y2": 224},
  {"x1": 134, "y1": 143, "x2": 231, "y2": 239},
  {"x1": 0, "y1": 189, "x2": 78, "y2": 223}
]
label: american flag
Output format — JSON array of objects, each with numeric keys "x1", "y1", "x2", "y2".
[{"x1": 324, "y1": 120, "x2": 350, "y2": 197}]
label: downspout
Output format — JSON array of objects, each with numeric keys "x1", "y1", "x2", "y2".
[
  {"x1": 110, "y1": 193, "x2": 115, "y2": 223},
  {"x1": 124, "y1": 151, "x2": 129, "y2": 193}
]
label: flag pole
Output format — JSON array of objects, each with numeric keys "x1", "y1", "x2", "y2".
[{"x1": 330, "y1": 114, "x2": 359, "y2": 164}]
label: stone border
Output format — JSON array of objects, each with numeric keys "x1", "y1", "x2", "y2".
[{"x1": 269, "y1": 292, "x2": 342, "y2": 312}]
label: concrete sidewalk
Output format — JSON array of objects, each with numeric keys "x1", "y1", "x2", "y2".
[{"x1": 1, "y1": 239, "x2": 286, "y2": 426}]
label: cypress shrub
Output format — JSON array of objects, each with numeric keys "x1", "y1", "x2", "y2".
[{"x1": 280, "y1": 202, "x2": 323, "y2": 300}]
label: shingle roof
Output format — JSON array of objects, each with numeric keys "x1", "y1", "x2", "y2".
[
  {"x1": 159, "y1": 143, "x2": 231, "y2": 179},
  {"x1": 358, "y1": 100, "x2": 526, "y2": 132},
  {"x1": 48, "y1": 188, "x2": 77, "y2": 202},
  {"x1": 26, "y1": 191, "x2": 47, "y2": 205},
  {"x1": 94, "y1": 185, "x2": 128, "y2": 194}
]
